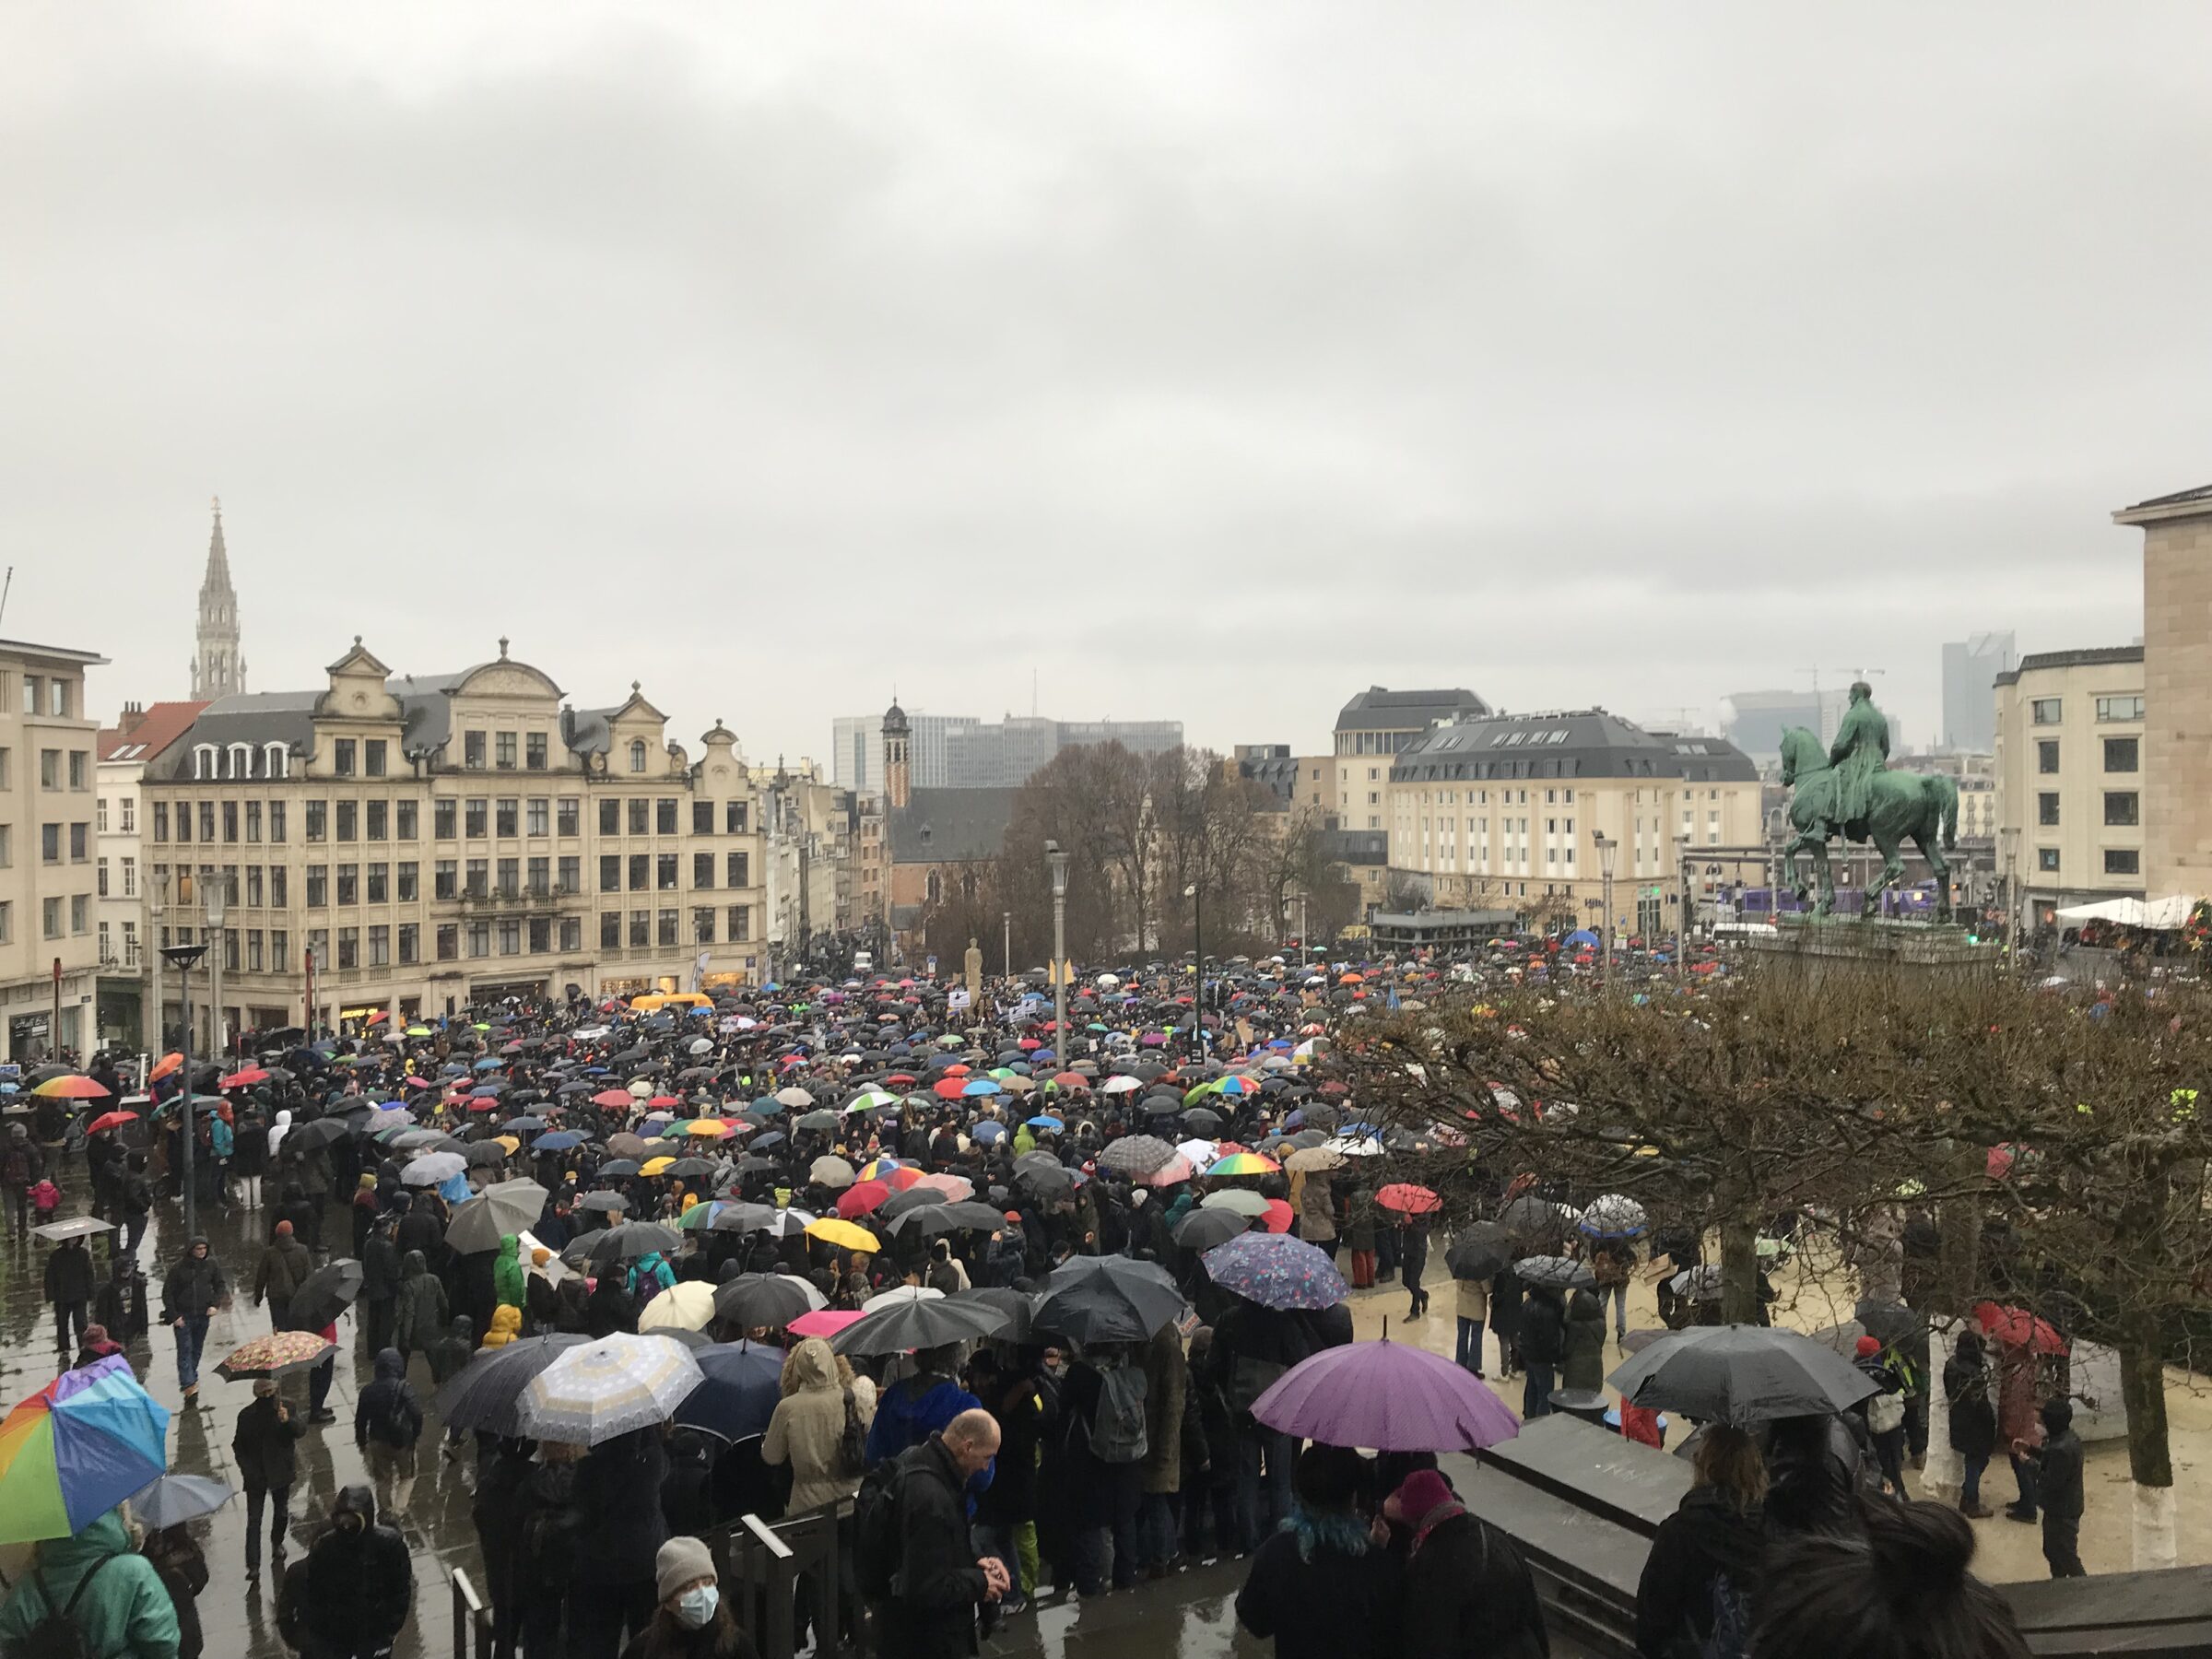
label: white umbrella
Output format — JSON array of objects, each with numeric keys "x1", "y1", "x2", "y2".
[
  {"x1": 402, "y1": 1151, "x2": 466, "y2": 1185},
  {"x1": 1175, "y1": 1137, "x2": 1218, "y2": 1168},
  {"x1": 1202, "y1": 1189, "x2": 1268, "y2": 1218},
  {"x1": 862, "y1": 1285, "x2": 945, "y2": 1313},
  {"x1": 639, "y1": 1281, "x2": 718, "y2": 1333},
  {"x1": 688, "y1": 1037, "x2": 713, "y2": 1055},
  {"x1": 518, "y1": 1334, "x2": 703, "y2": 1446},
  {"x1": 775, "y1": 1086, "x2": 817, "y2": 1110},
  {"x1": 1325, "y1": 1135, "x2": 1383, "y2": 1158},
  {"x1": 1100, "y1": 1076, "x2": 1143, "y2": 1095},
  {"x1": 810, "y1": 1155, "x2": 856, "y2": 1189}
]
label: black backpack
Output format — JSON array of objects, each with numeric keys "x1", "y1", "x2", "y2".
[
  {"x1": 20, "y1": 1556, "x2": 115, "y2": 1659},
  {"x1": 851, "y1": 1458, "x2": 910, "y2": 1599}
]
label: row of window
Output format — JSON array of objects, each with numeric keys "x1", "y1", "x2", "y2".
[
  {"x1": 37, "y1": 749, "x2": 90, "y2": 791},
  {"x1": 0, "y1": 893, "x2": 96, "y2": 945},
  {"x1": 149, "y1": 794, "x2": 753, "y2": 846},
  {"x1": 2030, "y1": 695, "x2": 2145, "y2": 725},
  {"x1": 2032, "y1": 846, "x2": 2140, "y2": 877},
  {"x1": 17, "y1": 823, "x2": 93, "y2": 865},
  {"x1": 2034, "y1": 792, "x2": 2138, "y2": 828},
  {"x1": 21, "y1": 675, "x2": 75, "y2": 719},
  {"x1": 95, "y1": 795, "x2": 135, "y2": 833},
  {"x1": 2035, "y1": 737, "x2": 2137, "y2": 774},
  {"x1": 145, "y1": 849, "x2": 759, "y2": 910},
  {"x1": 599, "y1": 907, "x2": 753, "y2": 947}
]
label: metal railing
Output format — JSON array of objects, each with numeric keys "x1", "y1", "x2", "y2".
[{"x1": 448, "y1": 1567, "x2": 495, "y2": 1659}]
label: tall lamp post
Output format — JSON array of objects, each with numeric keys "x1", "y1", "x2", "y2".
[
  {"x1": 1184, "y1": 882, "x2": 1202, "y2": 1060},
  {"x1": 1002, "y1": 910, "x2": 1012, "y2": 982},
  {"x1": 147, "y1": 871, "x2": 167, "y2": 1055},
  {"x1": 1044, "y1": 841, "x2": 1069, "y2": 1064},
  {"x1": 1675, "y1": 835, "x2": 1691, "y2": 988},
  {"x1": 205, "y1": 876, "x2": 227, "y2": 1063},
  {"x1": 1998, "y1": 825, "x2": 2020, "y2": 971},
  {"x1": 161, "y1": 940, "x2": 208, "y2": 1238},
  {"x1": 1593, "y1": 832, "x2": 1617, "y2": 988}
]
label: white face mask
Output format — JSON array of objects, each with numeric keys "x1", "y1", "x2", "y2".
[{"x1": 676, "y1": 1585, "x2": 719, "y2": 1630}]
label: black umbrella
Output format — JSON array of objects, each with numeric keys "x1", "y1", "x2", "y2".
[
  {"x1": 878, "y1": 1186, "x2": 947, "y2": 1221},
  {"x1": 1445, "y1": 1224, "x2": 1514, "y2": 1282},
  {"x1": 712, "y1": 1273, "x2": 825, "y2": 1328},
  {"x1": 1498, "y1": 1195, "x2": 1564, "y2": 1246},
  {"x1": 285, "y1": 1257, "x2": 365, "y2": 1331},
  {"x1": 1171, "y1": 1208, "x2": 1253, "y2": 1251},
  {"x1": 434, "y1": 1333, "x2": 594, "y2": 1436},
  {"x1": 951, "y1": 1286, "x2": 1038, "y2": 1343},
  {"x1": 464, "y1": 1141, "x2": 511, "y2": 1170},
  {"x1": 665, "y1": 1158, "x2": 718, "y2": 1180},
  {"x1": 598, "y1": 1159, "x2": 642, "y2": 1178},
  {"x1": 830, "y1": 1292, "x2": 1009, "y2": 1357},
  {"x1": 576, "y1": 1190, "x2": 629, "y2": 1214},
  {"x1": 1514, "y1": 1253, "x2": 1595, "y2": 1290},
  {"x1": 284, "y1": 1117, "x2": 350, "y2": 1152},
  {"x1": 1606, "y1": 1325, "x2": 1879, "y2": 1425},
  {"x1": 1034, "y1": 1256, "x2": 1184, "y2": 1345},
  {"x1": 887, "y1": 1201, "x2": 1006, "y2": 1239}
]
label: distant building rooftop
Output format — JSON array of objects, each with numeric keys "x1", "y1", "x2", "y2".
[
  {"x1": 1335, "y1": 686, "x2": 1490, "y2": 733},
  {"x1": 1994, "y1": 645, "x2": 2143, "y2": 687},
  {"x1": 1392, "y1": 709, "x2": 1759, "y2": 784}
]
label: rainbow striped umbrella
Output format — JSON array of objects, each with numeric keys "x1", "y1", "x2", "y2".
[
  {"x1": 0, "y1": 1356, "x2": 170, "y2": 1542},
  {"x1": 1206, "y1": 1151, "x2": 1280, "y2": 1178}
]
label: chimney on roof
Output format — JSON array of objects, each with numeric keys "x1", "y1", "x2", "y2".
[{"x1": 116, "y1": 702, "x2": 147, "y2": 736}]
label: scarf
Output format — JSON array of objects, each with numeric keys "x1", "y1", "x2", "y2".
[
  {"x1": 1278, "y1": 1505, "x2": 1371, "y2": 1564},
  {"x1": 1410, "y1": 1498, "x2": 1466, "y2": 1556}
]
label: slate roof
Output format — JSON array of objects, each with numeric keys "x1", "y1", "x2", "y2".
[
  {"x1": 1390, "y1": 710, "x2": 1759, "y2": 785},
  {"x1": 1994, "y1": 645, "x2": 2144, "y2": 686},
  {"x1": 1335, "y1": 686, "x2": 1490, "y2": 733},
  {"x1": 888, "y1": 787, "x2": 1018, "y2": 864}
]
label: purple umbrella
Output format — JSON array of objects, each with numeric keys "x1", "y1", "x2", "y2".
[
  {"x1": 1253, "y1": 1338, "x2": 1521, "y2": 1452},
  {"x1": 1201, "y1": 1231, "x2": 1347, "y2": 1311}
]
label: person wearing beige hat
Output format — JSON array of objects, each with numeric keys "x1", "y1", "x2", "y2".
[{"x1": 617, "y1": 1535, "x2": 755, "y2": 1659}]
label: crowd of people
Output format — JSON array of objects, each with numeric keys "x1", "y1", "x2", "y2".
[{"x1": 0, "y1": 953, "x2": 2093, "y2": 1659}]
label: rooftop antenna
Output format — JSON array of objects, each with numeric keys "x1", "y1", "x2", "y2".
[{"x1": 0, "y1": 565, "x2": 12, "y2": 631}]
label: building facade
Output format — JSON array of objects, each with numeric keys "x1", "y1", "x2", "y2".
[
  {"x1": 1941, "y1": 631, "x2": 2015, "y2": 752},
  {"x1": 1325, "y1": 688, "x2": 1488, "y2": 831},
  {"x1": 0, "y1": 641, "x2": 111, "y2": 1059},
  {"x1": 830, "y1": 712, "x2": 976, "y2": 795},
  {"x1": 1385, "y1": 711, "x2": 1762, "y2": 937},
  {"x1": 1993, "y1": 646, "x2": 2146, "y2": 925},
  {"x1": 138, "y1": 640, "x2": 770, "y2": 1044},
  {"x1": 95, "y1": 700, "x2": 206, "y2": 1045},
  {"x1": 2113, "y1": 486, "x2": 2212, "y2": 901}
]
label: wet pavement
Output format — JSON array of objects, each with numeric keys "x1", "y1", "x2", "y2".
[{"x1": 1, "y1": 1154, "x2": 484, "y2": 1659}]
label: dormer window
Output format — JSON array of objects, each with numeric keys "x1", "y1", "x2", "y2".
[
  {"x1": 193, "y1": 743, "x2": 218, "y2": 780},
  {"x1": 629, "y1": 739, "x2": 647, "y2": 773},
  {"x1": 264, "y1": 742, "x2": 288, "y2": 779},
  {"x1": 228, "y1": 742, "x2": 253, "y2": 780}
]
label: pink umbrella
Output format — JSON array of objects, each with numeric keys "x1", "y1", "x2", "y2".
[
  {"x1": 1253, "y1": 1336, "x2": 1521, "y2": 1452},
  {"x1": 1140, "y1": 1156, "x2": 1195, "y2": 1188},
  {"x1": 912, "y1": 1172, "x2": 974, "y2": 1202},
  {"x1": 788, "y1": 1309, "x2": 866, "y2": 1340}
]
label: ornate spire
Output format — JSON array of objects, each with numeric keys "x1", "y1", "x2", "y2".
[{"x1": 194, "y1": 497, "x2": 245, "y2": 698}]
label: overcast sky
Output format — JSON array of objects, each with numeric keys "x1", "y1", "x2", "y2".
[{"x1": 6, "y1": 4, "x2": 2207, "y2": 763}]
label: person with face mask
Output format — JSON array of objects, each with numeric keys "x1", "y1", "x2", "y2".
[
  {"x1": 278, "y1": 1485, "x2": 413, "y2": 1659},
  {"x1": 618, "y1": 1537, "x2": 757, "y2": 1659}
]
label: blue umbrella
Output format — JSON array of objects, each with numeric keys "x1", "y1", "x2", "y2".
[
  {"x1": 534, "y1": 1131, "x2": 586, "y2": 1151},
  {"x1": 672, "y1": 1341, "x2": 784, "y2": 1441},
  {"x1": 475, "y1": 1056, "x2": 505, "y2": 1071},
  {"x1": 1564, "y1": 929, "x2": 1600, "y2": 948},
  {"x1": 1025, "y1": 1115, "x2": 1063, "y2": 1131},
  {"x1": 971, "y1": 1122, "x2": 1006, "y2": 1144}
]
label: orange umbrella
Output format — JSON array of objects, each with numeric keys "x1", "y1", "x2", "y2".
[
  {"x1": 31, "y1": 1076, "x2": 109, "y2": 1100},
  {"x1": 149, "y1": 1053, "x2": 183, "y2": 1082}
]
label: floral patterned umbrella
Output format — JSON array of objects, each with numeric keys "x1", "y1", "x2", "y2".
[
  {"x1": 1201, "y1": 1231, "x2": 1347, "y2": 1311},
  {"x1": 215, "y1": 1330, "x2": 335, "y2": 1382}
]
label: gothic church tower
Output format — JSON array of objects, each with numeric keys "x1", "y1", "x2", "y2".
[{"x1": 192, "y1": 498, "x2": 246, "y2": 699}]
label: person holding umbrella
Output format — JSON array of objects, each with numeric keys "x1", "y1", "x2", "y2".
[
  {"x1": 232, "y1": 1378, "x2": 306, "y2": 1573},
  {"x1": 161, "y1": 1235, "x2": 228, "y2": 1399},
  {"x1": 4, "y1": 1121, "x2": 45, "y2": 1240}
]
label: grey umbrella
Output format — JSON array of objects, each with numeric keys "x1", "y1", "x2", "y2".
[
  {"x1": 1171, "y1": 1207, "x2": 1253, "y2": 1251},
  {"x1": 712, "y1": 1273, "x2": 825, "y2": 1328},
  {"x1": 952, "y1": 1286, "x2": 1038, "y2": 1343},
  {"x1": 127, "y1": 1475, "x2": 232, "y2": 1529},
  {"x1": 1606, "y1": 1325, "x2": 1881, "y2": 1425},
  {"x1": 1514, "y1": 1253, "x2": 1595, "y2": 1290},
  {"x1": 887, "y1": 1201, "x2": 1006, "y2": 1239},
  {"x1": 446, "y1": 1179, "x2": 550, "y2": 1253}
]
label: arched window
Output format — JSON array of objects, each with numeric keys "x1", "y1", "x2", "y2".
[
  {"x1": 227, "y1": 743, "x2": 253, "y2": 780},
  {"x1": 264, "y1": 743, "x2": 288, "y2": 779},
  {"x1": 926, "y1": 870, "x2": 942, "y2": 904},
  {"x1": 629, "y1": 739, "x2": 647, "y2": 773},
  {"x1": 193, "y1": 743, "x2": 217, "y2": 781}
]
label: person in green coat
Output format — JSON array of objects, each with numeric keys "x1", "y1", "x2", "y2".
[
  {"x1": 491, "y1": 1234, "x2": 526, "y2": 1314},
  {"x1": 0, "y1": 1508, "x2": 182, "y2": 1659}
]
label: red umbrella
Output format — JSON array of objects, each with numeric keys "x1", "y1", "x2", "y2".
[
  {"x1": 1974, "y1": 1300, "x2": 2068, "y2": 1355},
  {"x1": 647, "y1": 1095, "x2": 683, "y2": 1110},
  {"x1": 467, "y1": 1097, "x2": 502, "y2": 1112},
  {"x1": 1986, "y1": 1145, "x2": 2018, "y2": 1181},
  {"x1": 220, "y1": 1067, "x2": 270, "y2": 1088},
  {"x1": 836, "y1": 1182, "x2": 890, "y2": 1218},
  {"x1": 1261, "y1": 1199, "x2": 1295, "y2": 1234},
  {"x1": 86, "y1": 1111, "x2": 136, "y2": 1134},
  {"x1": 932, "y1": 1078, "x2": 967, "y2": 1100},
  {"x1": 591, "y1": 1089, "x2": 633, "y2": 1109},
  {"x1": 1377, "y1": 1183, "x2": 1442, "y2": 1215}
]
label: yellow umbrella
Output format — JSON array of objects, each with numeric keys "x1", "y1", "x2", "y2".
[
  {"x1": 493, "y1": 1135, "x2": 521, "y2": 1155},
  {"x1": 640, "y1": 1156, "x2": 675, "y2": 1177},
  {"x1": 682, "y1": 1119, "x2": 728, "y2": 1138},
  {"x1": 806, "y1": 1218, "x2": 879, "y2": 1253}
]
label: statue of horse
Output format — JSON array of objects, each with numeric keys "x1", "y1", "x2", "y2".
[{"x1": 1777, "y1": 725, "x2": 1959, "y2": 919}]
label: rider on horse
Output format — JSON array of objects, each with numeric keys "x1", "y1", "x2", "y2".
[{"x1": 1828, "y1": 680, "x2": 1889, "y2": 841}]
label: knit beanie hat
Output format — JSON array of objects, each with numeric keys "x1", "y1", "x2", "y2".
[
  {"x1": 275, "y1": 1219, "x2": 293, "y2": 1237},
  {"x1": 1854, "y1": 1335, "x2": 1881, "y2": 1358},
  {"x1": 1387, "y1": 1468, "x2": 1455, "y2": 1527},
  {"x1": 655, "y1": 1535, "x2": 715, "y2": 1604}
]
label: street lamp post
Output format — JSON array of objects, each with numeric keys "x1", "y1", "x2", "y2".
[
  {"x1": 1593, "y1": 832, "x2": 1618, "y2": 988},
  {"x1": 1002, "y1": 910, "x2": 1012, "y2": 982},
  {"x1": 147, "y1": 871, "x2": 167, "y2": 1055},
  {"x1": 1044, "y1": 841, "x2": 1069, "y2": 1064},
  {"x1": 205, "y1": 876, "x2": 227, "y2": 1063},
  {"x1": 1184, "y1": 881, "x2": 1202, "y2": 1061},
  {"x1": 1998, "y1": 825, "x2": 2020, "y2": 971},
  {"x1": 1675, "y1": 835, "x2": 1691, "y2": 987},
  {"x1": 160, "y1": 940, "x2": 209, "y2": 1239}
]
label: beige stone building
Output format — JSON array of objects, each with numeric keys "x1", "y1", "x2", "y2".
[
  {"x1": 95, "y1": 700, "x2": 206, "y2": 1045},
  {"x1": 1386, "y1": 710, "x2": 1762, "y2": 937},
  {"x1": 1993, "y1": 646, "x2": 2147, "y2": 925},
  {"x1": 0, "y1": 640, "x2": 110, "y2": 1059},
  {"x1": 2113, "y1": 485, "x2": 2212, "y2": 901},
  {"x1": 138, "y1": 639, "x2": 769, "y2": 1041},
  {"x1": 1329, "y1": 687, "x2": 1488, "y2": 831}
]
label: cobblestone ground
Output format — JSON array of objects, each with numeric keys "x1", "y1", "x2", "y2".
[{"x1": 0, "y1": 1149, "x2": 483, "y2": 1659}]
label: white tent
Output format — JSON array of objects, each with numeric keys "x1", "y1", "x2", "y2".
[{"x1": 2054, "y1": 894, "x2": 2198, "y2": 929}]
